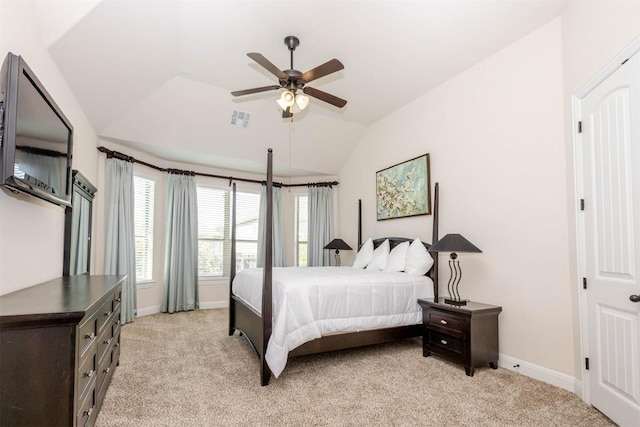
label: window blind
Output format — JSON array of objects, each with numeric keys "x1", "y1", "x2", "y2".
[
  {"x1": 197, "y1": 186, "x2": 260, "y2": 277},
  {"x1": 133, "y1": 176, "x2": 155, "y2": 283},
  {"x1": 295, "y1": 194, "x2": 308, "y2": 267}
]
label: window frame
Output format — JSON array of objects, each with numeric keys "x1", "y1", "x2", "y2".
[{"x1": 197, "y1": 184, "x2": 260, "y2": 279}]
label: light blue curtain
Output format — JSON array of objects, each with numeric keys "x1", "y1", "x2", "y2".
[
  {"x1": 104, "y1": 158, "x2": 137, "y2": 324},
  {"x1": 257, "y1": 185, "x2": 285, "y2": 267},
  {"x1": 19, "y1": 151, "x2": 64, "y2": 196},
  {"x1": 70, "y1": 195, "x2": 90, "y2": 275},
  {"x1": 307, "y1": 186, "x2": 333, "y2": 267},
  {"x1": 162, "y1": 173, "x2": 199, "y2": 313}
]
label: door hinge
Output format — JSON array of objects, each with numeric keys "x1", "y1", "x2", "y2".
[
  {"x1": 583, "y1": 277, "x2": 587, "y2": 289},
  {"x1": 578, "y1": 121, "x2": 582, "y2": 133},
  {"x1": 580, "y1": 199, "x2": 585, "y2": 211},
  {"x1": 585, "y1": 357, "x2": 590, "y2": 370}
]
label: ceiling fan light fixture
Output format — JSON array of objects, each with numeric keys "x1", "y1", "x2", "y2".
[
  {"x1": 276, "y1": 90, "x2": 295, "y2": 110},
  {"x1": 295, "y1": 94, "x2": 309, "y2": 110}
]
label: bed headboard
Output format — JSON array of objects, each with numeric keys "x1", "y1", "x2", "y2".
[
  {"x1": 372, "y1": 237, "x2": 435, "y2": 280},
  {"x1": 372, "y1": 237, "x2": 430, "y2": 251}
]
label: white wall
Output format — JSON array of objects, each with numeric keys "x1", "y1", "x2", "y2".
[
  {"x1": 0, "y1": 0, "x2": 99, "y2": 295},
  {"x1": 339, "y1": 18, "x2": 573, "y2": 375}
]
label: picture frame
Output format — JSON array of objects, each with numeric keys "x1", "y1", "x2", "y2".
[{"x1": 376, "y1": 154, "x2": 431, "y2": 221}]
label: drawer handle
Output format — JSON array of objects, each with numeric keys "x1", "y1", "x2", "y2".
[
  {"x1": 84, "y1": 332, "x2": 95, "y2": 339},
  {"x1": 104, "y1": 367, "x2": 111, "y2": 374},
  {"x1": 104, "y1": 338, "x2": 112, "y2": 345},
  {"x1": 104, "y1": 311, "x2": 112, "y2": 317},
  {"x1": 83, "y1": 407, "x2": 93, "y2": 417},
  {"x1": 85, "y1": 370, "x2": 94, "y2": 378},
  {"x1": 440, "y1": 339, "x2": 448, "y2": 345},
  {"x1": 440, "y1": 320, "x2": 448, "y2": 325}
]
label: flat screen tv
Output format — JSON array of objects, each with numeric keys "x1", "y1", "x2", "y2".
[{"x1": 0, "y1": 52, "x2": 73, "y2": 207}]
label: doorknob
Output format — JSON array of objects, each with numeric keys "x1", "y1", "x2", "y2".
[{"x1": 631, "y1": 294, "x2": 640, "y2": 303}]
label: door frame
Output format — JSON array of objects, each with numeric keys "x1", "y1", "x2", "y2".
[{"x1": 572, "y1": 34, "x2": 640, "y2": 404}]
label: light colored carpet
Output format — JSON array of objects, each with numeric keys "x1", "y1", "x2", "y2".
[{"x1": 96, "y1": 309, "x2": 613, "y2": 427}]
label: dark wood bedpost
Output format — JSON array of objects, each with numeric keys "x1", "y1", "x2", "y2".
[
  {"x1": 357, "y1": 199, "x2": 362, "y2": 249},
  {"x1": 228, "y1": 182, "x2": 237, "y2": 336},
  {"x1": 261, "y1": 149, "x2": 274, "y2": 386},
  {"x1": 432, "y1": 182, "x2": 439, "y2": 301}
]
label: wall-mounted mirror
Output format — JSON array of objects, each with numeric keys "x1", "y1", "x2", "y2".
[{"x1": 63, "y1": 170, "x2": 97, "y2": 275}]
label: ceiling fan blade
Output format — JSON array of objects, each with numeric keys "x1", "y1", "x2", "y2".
[
  {"x1": 247, "y1": 53, "x2": 287, "y2": 80},
  {"x1": 301, "y1": 59, "x2": 344, "y2": 83},
  {"x1": 231, "y1": 85, "x2": 281, "y2": 96},
  {"x1": 282, "y1": 107, "x2": 293, "y2": 119},
  {"x1": 303, "y1": 86, "x2": 347, "y2": 108}
]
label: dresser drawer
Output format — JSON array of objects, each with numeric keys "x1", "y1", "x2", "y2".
[
  {"x1": 78, "y1": 315, "x2": 97, "y2": 357},
  {"x1": 426, "y1": 309, "x2": 466, "y2": 336},
  {"x1": 97, "y1": 324, "x2": 114, "y2": 365},
  {"x1": 76, "y1": 379, "x2": 96, "y2": 427},
  {"x1": 113, "y1": 333, "x2": 121, "y2": 366},
  {"x1": 427, "y1": 330, "x2": 465, "y2": 363},
  {"x1": 96, "y1": 350, "x2": 113, "y2": 400},
  {"x1": 77, "y1": 351, "x2": 97, "y2": 400},
  {"x1": 113, "y1": 288, "x2": 122, "y2": 312},
  {"x1": 96, "y1": 296, "x2": 115, "y2": 333}
]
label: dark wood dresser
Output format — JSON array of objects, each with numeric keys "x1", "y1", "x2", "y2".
[
  {"x1": 417, "y1": 298, "x2": 502, "y2": 376},
  {"x1": 0, "y1": 275, "x2": 125, "y2": 427}
]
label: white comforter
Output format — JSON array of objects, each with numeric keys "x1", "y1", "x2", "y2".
[{"x1": 232, "y1": 266, "x2": 434, "y2": 377}]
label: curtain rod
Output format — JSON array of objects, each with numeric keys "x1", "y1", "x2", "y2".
[{"x1": 97, "y1": 146, "x2": 338, "y2": 188}]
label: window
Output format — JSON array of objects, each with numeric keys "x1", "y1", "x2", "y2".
[
  {"x1": 295, "y1": 194, "x2": 308, "y2": 267},
  {"x1": 134, "y1": 176, "x2": 155, "y2": 283},
  {"x1": 197, "y1": 186, "x2": 260, "y2": 277}
]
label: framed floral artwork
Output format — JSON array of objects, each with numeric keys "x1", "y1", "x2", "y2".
[{"x1": 376, "y1": 154, "x2": 431, "y2": 220}]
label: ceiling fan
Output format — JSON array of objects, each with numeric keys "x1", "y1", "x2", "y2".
[{"x1": 231, "y1": 36, "x2": 347, "y2": 118}]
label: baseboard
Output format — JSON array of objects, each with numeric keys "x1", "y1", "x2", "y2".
[
  {"x1": 136, "y1": 300, "x2": 229, "y2": 317},
  {"x1": 499, "y1": 353, "x2": 582, "y2": 395},
  {"x1": 199, "y1": 300, "x2": 229, "y2": 310},
  {"x1": 137, "y1": 305, "x2": 161, "y2": 317}
]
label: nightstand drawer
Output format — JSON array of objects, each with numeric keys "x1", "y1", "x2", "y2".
[
  {"x1": 426, "y1": 310, "x2": 465, "y2": 335},
  {"x1": 428, "y1": 331, "x2": 464, "y2": 356}
]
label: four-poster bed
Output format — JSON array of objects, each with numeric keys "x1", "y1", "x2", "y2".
[{"x1": 228, "y1": 149, "x2": 440, "y2": 385}]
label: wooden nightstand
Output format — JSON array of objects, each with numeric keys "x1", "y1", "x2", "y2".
[{"x1": 417, "y1": 298, "x2": 502, "y2": 376}]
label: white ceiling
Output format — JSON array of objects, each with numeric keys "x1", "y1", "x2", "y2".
[{"x1": 35, "y1": 0, "x2": 568, "y2": 177}]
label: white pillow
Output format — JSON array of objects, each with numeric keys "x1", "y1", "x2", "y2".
[
  {"x1": 352, "y1": 238, "x2": 374, "y2": 269},
  {"x1": 366, "y1": 239, "x2": 390, "y2": 271},
  {"x1": 383, "y1": 241, "x2": 410, "y2": 272},
  {"x1": 405, "y1": 238, "x2": 434, "y2": 276}
]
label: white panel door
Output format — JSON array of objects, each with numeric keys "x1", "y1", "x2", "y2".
[{"x1": 581, "y1": 51, "x2": 640, "y2": 426}]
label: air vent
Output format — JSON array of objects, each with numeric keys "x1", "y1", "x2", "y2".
[{"x1": 231, "y1": 110, "x2": 251, "y2": 129}]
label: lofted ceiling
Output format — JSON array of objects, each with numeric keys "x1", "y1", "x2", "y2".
[{"x1": 34, "y1": 0, "x2": 568, "y2": 177}]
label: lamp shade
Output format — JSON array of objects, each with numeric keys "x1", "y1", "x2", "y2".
[
  {"x1": 324, "y1": 238, "x2": 352, "y2": 251},
  {"x1": 276, "y1": 90, "x2": 295, "y2": 110},
  {"x1": 295, "y1": 94, "x2": 309, "y2": 110},
  {"x1": 428, "y1": 234, "x2": 482, "y2": 253}
]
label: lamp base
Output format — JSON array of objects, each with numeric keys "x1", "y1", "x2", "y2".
[{"x1": 444, "y1": 298, "x2": 467, "y2": 306}]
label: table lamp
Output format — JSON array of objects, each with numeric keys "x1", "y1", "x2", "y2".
[
  {"x1": 324, "y1": 238, "x2": 352, "y2": 266},
  {"x1": 428, "y1": 233, "x2": 482, "y2": 306}
]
